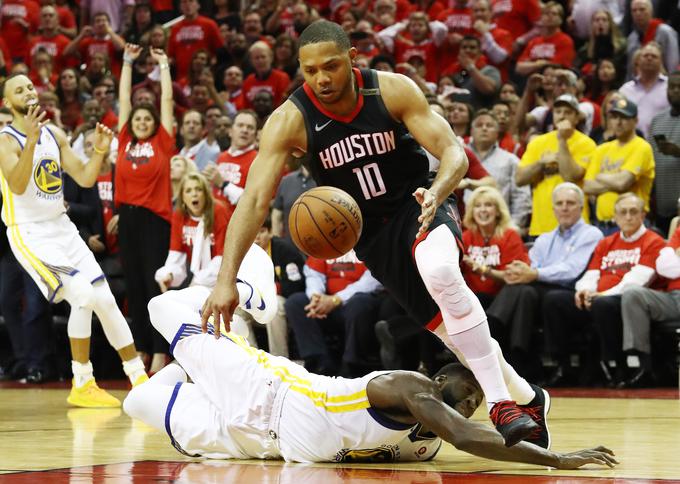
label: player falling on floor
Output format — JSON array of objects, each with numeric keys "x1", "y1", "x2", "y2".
[
  {"x1": 201, "y1": 20, "x2": 545, "y2": 447},
  {"x1": 124, "y1": 243, "x2": 617, "y2": 468},
  {"x1": 0, "y1": 74, "x2": 148, "y2": 407}
]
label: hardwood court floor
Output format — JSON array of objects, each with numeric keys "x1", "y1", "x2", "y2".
[{"x1": 0, "y1": 383, "x2": 678, "y2": 483}]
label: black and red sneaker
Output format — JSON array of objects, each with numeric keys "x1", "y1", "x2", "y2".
[
  {"x1": 520, "y1": 384, "x2": 552, "y2": 449},
  {"x1": 489, "y1": 400, "x2": 539, "y2": 447}
]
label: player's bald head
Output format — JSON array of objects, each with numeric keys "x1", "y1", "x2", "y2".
[{"x1": 1, "y1": 74, "x2": 31, "y2": 99}]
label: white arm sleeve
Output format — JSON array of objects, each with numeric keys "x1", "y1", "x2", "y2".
[
  {"x1": 154, "y1": 251, "x2": 188, "y2": 288},
  {"x1": 575, "y1": 270, "x2": 600, "y2": 292},
  {"x1": 600, "y1": 265, "x2": 656, "y2": 296},
  {"x1": 223, "y1": 183, "x2": 245, "y2": 205},
  {"x1": 191, "y1": 255, "x2": 223, "y2": 288},
  {"x1": 656, "y1": 247, "x2": 680, "y2": 279}
]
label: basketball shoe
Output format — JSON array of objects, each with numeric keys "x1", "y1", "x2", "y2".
[
  {"x1": 67, "y1": 379, "x2": 121, "y2": 408},
  {"x1": 489, "y1": 400, "x2": 540, "y2": 447},
  {"x1": 132, "y1": 374, "x2": 149, "y2": 387},
  {"x1": 519, "y1": 384, "x2": 552, "y2": 449}
]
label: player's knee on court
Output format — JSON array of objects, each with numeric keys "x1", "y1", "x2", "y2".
[
  {"x1": 147, "y1": 294, "x2": 166, "y2": 331},
  {"x1": 122, "y1": 386, "x2": 144, "y2": 420}
]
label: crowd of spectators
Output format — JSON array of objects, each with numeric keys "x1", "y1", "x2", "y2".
[{"x1": 1, "y1": 0, "x2": 680, "y2": 388}]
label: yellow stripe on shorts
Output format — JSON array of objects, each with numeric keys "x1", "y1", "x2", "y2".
[{"x1": 224, "y1": 332, "x2": 370, "y2": 413}]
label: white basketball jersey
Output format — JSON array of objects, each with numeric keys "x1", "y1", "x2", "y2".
[{"x1": 0, "y1": 125, "x2": 66, "y2": 225}]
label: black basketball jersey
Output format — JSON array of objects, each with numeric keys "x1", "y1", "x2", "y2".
[{"x1": 290, "y1": 68, "x2": 430, "y2": 227}]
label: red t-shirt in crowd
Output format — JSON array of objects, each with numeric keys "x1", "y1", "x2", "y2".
[
  {"x1": 0, "y1": 0, "x2": 40, "y2": 63},
  {"x1": 115, "y1": 124, "x2": 175, "y2": 222},
  {"x1": 213, "y1": 146, "x2": 258, "y2": 206},
  {"x1": 462, "y1": 228, "x2": 528, "y2": 295},
  {"x1": 306, "y1": 251, "x2": 367, "y2": 295},
  {"x1": 518, "y1": 31, "x2": 575, "y2": 68},
  {"x1": 0, "y1": 37, "x2": 12, "y2": 72},
  {"x1": 456, "y1": 147, "x2": 489, "y2": 217},
  {"x1": 666, "y1": 228, "x2": 680, "y2": 291},
  {"x1": 394, "y1": 37, "x2": 441, "y2": 82},
  {"x1": 587, "y1": 230, "x2": 666, "y2": 292},
  {"x1": 499, "y1": 131, "x2": 523, "y2": 157},
  {"x1": 96, "y1": 170, "x2": 118, "y2": 254},
  {"x1": 491, "y1": 0, "x2": 541, "y2": 39},
  {"x1": 151, "y1": 0, "x2": 175, "y2": 12},
  {"x1": 78, "y1": 36, "x2": 121, "y2": 76},
  {"x1": 437, "y1": 5, "x2": 474, "y2": 68},
  {"x1": 100, "y1": 109, "x2": 118, "y2": 130},
  {"x1": 56, "y1": 5, "x2": 76, "y2": 32},
  {"x1": 242, "y1": 69, "x2": 291, "y2": 109},
  {"x1": 169, "y1": 201, "x2": 231, "y2": 261},
  {"x1": 28, "y1": 34, "x2": 70, "y2": 70},
  {"x1": 167, "y1": 15, "x2": 222, "y2": 79}
]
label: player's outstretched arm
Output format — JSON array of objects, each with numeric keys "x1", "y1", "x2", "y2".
[
  {"x1": 367, "y1": 372, "x2": 618, "y2": 469},
  {"x1": 200, "y1": 102, "x2": 305, "y2": 336},
  {"x1": 58, "y1": 123, "x2": 113, "y2": 187}
]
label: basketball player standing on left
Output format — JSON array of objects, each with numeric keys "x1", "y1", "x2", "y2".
[{"x1": 0, "y1": 75, "x2": 148, "y2": 407}]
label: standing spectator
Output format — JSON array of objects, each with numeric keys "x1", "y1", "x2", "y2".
[
  {"x1": 243, "y1": 11, "x2": 266, "y2": 46},
  {"x1": 285, "y1": 251, "x2": 383, "y2": 377},
  {"x1": 213, "y1": 114, "x2": 232, "y2": 151},
  {"x1": 272, "y1": 164, "x2": 317, "y2": 242},
  {"x1": 167, "y1": 0, "x2": 222, "y2": 80},
  {"x1": 461, "y1": 186, "x2": 529, "y2": 307},
  {"x1": 0, "y1": 0, "x2": 40, "y2": 64},
  {"x1": 486, "y1": 183, "x2": 603, "y2": 381},
  {"x1": 28, "y1": 5, "x2": 71, "y2": 71},
  {"x1": 55, "y1": 68, "x2": 85, "y2": 132},
  {"x1": 586, "y1": 59, "x2": 623, "y2": 105},
  {"x1": 492, "y1": 101, "x2": 522, "y2": 156},
  {"x1": 515, "y1": 2, "x2": 575, "y2": 76},
  {"x1": 626, "y1": 0, "x2": 679, "y2": 79},
  {"x1": 570, "y1": 0, "x2": 625, "y2": 40},
  {"x1": 516, "y1": 95, "x2": 597, "y2": 236},
  {"x1": 116, "y1": 44, "x2": 175, "y2": 374},
  {"x1": 123, "y1": 2, "x2": 155, "y2": 45},
  {"x1": 178, "y1": 110, "x2": 220, "y2": 171},
  {"x1": 491, "y1": 0, "x2": 541, "y2": 51},
  {"x1": 576, "y1": 10, "x2": 627, "y2": 81},
  {"x1": 584, "y1": 99, "x2": 655, "y2": 234},
  {"x1": 471, "y1": 0, "x2": 512, "y2": 82},
  {"x1": 92, "y1": 82, "x2": 119, "y2": 130},
  {"x1": 543, "y1": 193, "x2": 665, "y2": 386},
  {"x1": 619, "y1": 225, "x2": 680, "y2": 387},
  {"x1": 219, "y1": 65, "x2": 245, "y2": 118},
  {"x1": 438, "y1": 0, "x2": 474, "y2": 68},
  {"x1": 447, "y1": 100, "x2": 474, "y2": 138},
  {"x1": 154, "y1": 173, "x2": 231, "y2": 292},
  {"x1": 252, "y1": 90, "x2": 275, "y2": 128},
  {"x1": 253, "y1": 215, "x2": 306, "y2": 357},
  {"x1": 241, "y1": 41, "x2": 291, "y2": 110},
  {"x1": 63, "y1": 12, "x2": 126, "y2": 76},
  {"x1": 204, "y1": 110, "x2": 258, "y2": 210},
  {"x1": 468, "y1": 110, "x2": 531, "y2": 229},
  {"x1": 273, "y1": 34, "x2": 300, "y2": 79},
  {"x1": 80, "y1": 0, "x2": 134, "y2": 34},
  {"x1": 41, "y1": 0, "x2": 76, "y2": 39},
  {"x1": 619, "y1": 42, "x2": 669, "y2": 136},
  {"x1": 649, "y1": 71, "x2": 680, "y2": 234}
]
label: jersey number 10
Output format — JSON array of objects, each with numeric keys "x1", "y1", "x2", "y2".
[{"x1": 352, "y1": 163, "x2": 386, "y2": 200}]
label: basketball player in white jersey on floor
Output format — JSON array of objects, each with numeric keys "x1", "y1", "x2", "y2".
[
  {"x1": 124, "y1": 244, "x2": 617, "y2": 468},
  {"x1": 0, "y1": 74, "x2": 148, "y2": 407}
]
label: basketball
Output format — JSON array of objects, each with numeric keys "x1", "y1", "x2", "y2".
[{"x1": 288, "y1": 186, "x2": 363, "y2": 259}]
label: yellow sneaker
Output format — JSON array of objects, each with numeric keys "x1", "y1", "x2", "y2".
[
  {"x1": 67, "y1": 379, "x2": 121, "y2": 408},
  {"x1": 132, "y1": 374, "x2": 149, "y2": 387}
]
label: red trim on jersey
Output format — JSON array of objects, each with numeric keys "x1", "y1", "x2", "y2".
[
  {"x1": 425, "y1": 313, "x2": 444, "y2": 332},
  {"x1": 302, "y1": 68, "x2": 365, "y2": 123}
]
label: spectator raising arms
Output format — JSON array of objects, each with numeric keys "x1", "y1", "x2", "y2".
[{"x1": 116, "y1": 43, "x2": 175, "y2": 374}]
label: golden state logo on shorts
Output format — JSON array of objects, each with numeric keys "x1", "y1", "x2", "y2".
[
  {"x1": 33, "y1": 158, "x2": 62, "y2": 194},
  {"x1": 334, "y1": 445, "x2": 399, "y2": 462}
]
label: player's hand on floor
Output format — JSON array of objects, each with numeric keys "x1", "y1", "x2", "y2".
[
  {"x1": 556, "y1": 446, "x2": 618, "y2": 469},
  {"x1": 413, "y1": 187, "x2": 436, "y2": 237},
  {"x1": 201, "y1": 282, "x2": 239, "y2": 338}
]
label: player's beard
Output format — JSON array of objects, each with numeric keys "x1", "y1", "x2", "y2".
[{"x1": 13, "y1": 104, "x2": 30, "y2": 116}]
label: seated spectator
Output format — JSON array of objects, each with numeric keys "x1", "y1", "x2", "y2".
[
  {"x1": 252, "y1": 215, "x2": 306, "y2": 357},
  {"x1": 29, "y1": 5, "x2": 71, "y2": 72},
  {"x1": 218, "y1": 65, "x2": 245, "y2": 117},
  {"x1": 461, "y1": 186, "x2": 529, "y2": 307},
  {"x1": 37, "y1": 91, "x2": 65, "y2": 131},
  {"x1": 649, "y1": 71, "x2": 680, "y2": 234},
  {"x1": 570, "y1": 0, "x2": 625, "y2": 41},
  {"x1": 273, "y1": 34, "x2": 300, "y2": 79},
  {"x1": 485, "y1": 183, "x2": 603, "y2": 379},
  {"x1": 213, "y1": 114, "x2": 232, "y2": 151},
  {"x1": 584, "y1": 98, "x2": 655, "y2": 235},
  {"x1": 590, "y1": 91, "x2": 626, "y2": 144},
  {"x1": 92, "y1": 82, "x2": 119, "y2": 130},
  {"x1": 242, "y1": 41, "x2": 291, "y2": 109},
  {"x1": 491, "y1": 100, "x2": 522, "y2": 156},
  {"x1": 178, "y1": 49, "x2": 210, "y2": 97},
  {"x1": 586, "y1": 59, "x2": 622, "y2": 106},
  {"x1": 447, "y1": 100, "x2": 474, "y2": 138},
  {"x1": 514, "y1": 64, "x2": 559, "y2": 138},
  {"x1": 543, "y1": 193, "x2": 665, "y2": 386},
  {"x1": 204, "y1": 110, "x2": 258, "y2": 210},
  {"x1": 441, "y1": 35, "x2": 501, "y2": 109},
  {"x1": 619, "y1": 42, "x2": 669, "y2": 137},
  {"x1": 63, "y1": 12, "x2": 125, "y2": 76},
  {"x1": 517, "y1": 94, "x2": 597, "y2": 236},
  {"x1": 155, "y1": 172, "x2": 232, "y2": 292},
  {"x1": 178, "y1": 110, "x2": 220, "y2": 171},
  {"x1": 515, "y1": 2, "x2": 575, "y2": 76},
  {"x1": 467, "y1": 110, "x2": 531, "y2": 229},
  {"x1": 243, "y1": 11, "x2": 266, "y2": 46},
  {"x1": 471, "y1": 0, "x2": 512, "y2": 82},
  {"x1": 252, "y1": 90, "x2": 274, "y2": 128},
  {"x1": 626, "y1": 0, "x2": 679, "y2": 79},
  {"x1": 167, "y1": 0, "x2": 222, "y2": 80},
  {"x1": 55, "y1": 68, "x2": 86, "y2": 132},
  {"x1": 272, "y1": 164, "x2": 318, "y2": 243},
  {"x1": 285, "y1": 251, "x2": 383, "y2": 377},
  {"x1": 575, "y1": 10, "x2": 627, "y2": 82},
  {"x1": 618, "y1": 224, "x2": 680, "y2": 387},
  {"x1": 170, "y1": 155, "x2": 197, "y2": 205}
]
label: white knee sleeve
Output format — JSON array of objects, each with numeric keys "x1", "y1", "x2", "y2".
[
  {"x1": 415, "y1": 225, "x2": 486, "y2": 333},
  {"x1": 67, "y1": 306, "x2": 93, "y2": 339},
  {"x1": 62, "y1": 273, "x2": 96, "y2": 309},
  {"x1": 92, "y1": 281, "x2": 134, "y2": 350}
]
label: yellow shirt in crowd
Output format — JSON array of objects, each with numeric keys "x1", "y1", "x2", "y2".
[
  {"x1": 519, "y1": 130, "x2": 596, "y2": 236},
  {"x1": 584, "y1": 136, "x2": 655, "y2": 222}
]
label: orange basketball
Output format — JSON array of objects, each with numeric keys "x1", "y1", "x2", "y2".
[{"x1": 288, "y1": 186, "x2": 363, "y2": 259}]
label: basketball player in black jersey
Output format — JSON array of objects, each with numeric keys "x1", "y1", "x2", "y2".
[{"x1": 202, "y1": 21, "x2": 546, "y2": 448}]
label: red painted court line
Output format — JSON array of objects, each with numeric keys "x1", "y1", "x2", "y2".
[{"x1": 0, "y1": 461, "x2": 678, "y2": 483}]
